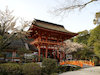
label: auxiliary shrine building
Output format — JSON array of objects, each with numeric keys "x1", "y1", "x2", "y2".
[{"x1": 29, "y1": 19, "x2": 78, "y2": 61}]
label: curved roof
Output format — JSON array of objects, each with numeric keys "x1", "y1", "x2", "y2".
[
  {"x1": 6, "y1": 39, "x2": 37, "y2": 51},
  {"x1": 32, "y1": 19, "x2": 77, "y2": 34}
]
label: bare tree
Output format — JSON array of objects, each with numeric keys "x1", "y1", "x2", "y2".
[
  {"x1": 15, "y1": 18, "x2": 31, "y2": 39},
  {"x1": 0, "y1": 7, "x2": 31, "y2": 51},
  {"x1": 15, "y1": 18, "x2": 32, "y2": 51},
  {"x1": 53, "y1": 0, "x2": 99, "y2": 16},
  {"x1": 0, "y1": 7, "x2": 17, "y2": 50}
]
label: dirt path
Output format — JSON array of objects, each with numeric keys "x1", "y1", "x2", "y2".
[{"x1": 59, "y1": 66, "x2": 100, "y2": 75}]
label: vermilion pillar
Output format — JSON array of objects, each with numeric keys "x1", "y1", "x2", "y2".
[
  {"x1": 38, "y1": 45, "x2": 41, "y2": 61},
  {"x1": 45, "y1": 45, "x2": 48, "y2": 58}
]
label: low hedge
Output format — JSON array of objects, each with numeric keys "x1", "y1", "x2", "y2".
[
  {"x1": 22, "y1": 63, "x2": 41, "y2": 75},
  {"x1": 50, "y1": 73, "x2": 58, "y2": 75},
  {"x1": 0, "y1": 63, "x2": 21, "y2": 75},
  {"x1": 0, "y1": 63, "x2": 41, "y2": 75}
]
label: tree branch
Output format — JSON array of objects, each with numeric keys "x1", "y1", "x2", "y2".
[{"x1": 54, "y1": 0, "x2": 99, "y2": 15}]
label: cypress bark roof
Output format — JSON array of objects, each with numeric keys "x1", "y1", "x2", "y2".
[
  {"x1": 6, "y1": 39, "x2": 37, "y2": 51},
  {"x1": 33, "y1": 19, "x2": 76, "y2": 34}
]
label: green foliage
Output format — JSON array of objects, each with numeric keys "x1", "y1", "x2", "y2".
[
  {"x1": 57, "y1": 65, "x2": 69, "y2": 73},
  {"x1": 42, "y1": 58, "x2": 57, "y2": 75},
  {"x1": 88, "y1": 25, "x2": 100, "y2": 46},
  {"x1": 73, "y1": 30, "x2": 90, "y2": 45},
  {"x1": 50, "y1": 73, "x2": 58, "y2": 75},
  {"x1": 0, "y1": 72, "x2": 3, "y2": 75},
  {"x1": 57, "y1": 65, "x2": 81, "y2": 73},
  {"x1": 72, "y1": 45, "x2": 93, "y2": 60},
  {"x1": 0, "y1": 63, "x2": 41, "y2": 75},
  {"x1": 17, "y1": 47, "x2": 30, "y2": 54},
  {"x1": 17, "y1": 47, "x2": 32, "y2": 63},
  {"x1": 92, "y1": 57, "x2": 99, "y2": 65},
  {"x1": 88, "y1": 25, "x2": 100, "y2": 61},
  {"x1": 0, "y1": 63, "x2": 21, "y2": 75},
  {"x1": 22, "y1": 63, "x2": 41, "y2": 75},
  {"x1": 73, "y1": 66, "x2": 81, "y2": 71},
  {"x1": 94, "y1": 42, "x2": 100, "y2": 58},
  {"x1": 69, "y1": 66, "x2": 81, "y2": 71}
]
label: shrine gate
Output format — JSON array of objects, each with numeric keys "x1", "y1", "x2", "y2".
[{"x1": 29, "y1": 19, "x2": 78, "y2": 61}]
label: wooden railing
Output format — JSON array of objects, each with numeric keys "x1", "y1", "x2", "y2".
[{"x1": 60, "y1": 60, "x2": 94, "y2": 67}]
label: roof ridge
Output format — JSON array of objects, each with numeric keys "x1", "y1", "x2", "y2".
[{"x1": 34, "y1": 19, "x2": 64, "y2": 28}]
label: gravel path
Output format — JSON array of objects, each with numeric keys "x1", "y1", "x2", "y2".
[{"x1": 59, "y1": 66, "x2": 100, "y2": 75}]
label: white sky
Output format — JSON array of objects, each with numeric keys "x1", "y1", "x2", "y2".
[{"x1": 0, "y1": 0, "x2": 100, "y2": 32}]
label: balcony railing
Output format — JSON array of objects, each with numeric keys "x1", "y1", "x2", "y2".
[{"x1": 30, "y1": 38, "x2": 65, "y2": 45}]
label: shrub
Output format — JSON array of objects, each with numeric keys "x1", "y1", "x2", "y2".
[
  {"x1": 0, "y1": 73, "x2": 3, "y2": 75},
  {"x1": 42, "y1": 58, "x2": 57, "y2": 75},
  {"x1": 73, "y1": 66, "x2": 81, "y2": 70},
  {"x1": 57, "y1": 65, "x2": 81, "y2": 73},
  {"x1": 50, "y1": 73, "x2": 58, "y2": 75},
  {"x1": 22, "y1": 63, "x2": 41, "y2": 75},
  {"x1": 57, "y1": 65, "x2": 70, "y2": 73},
  {"x1": 0, "y1": 63, "x2": 21, "y2": 75},
  {"x1": 92, "y1": 57, "x2": 99, "y2": 65}
]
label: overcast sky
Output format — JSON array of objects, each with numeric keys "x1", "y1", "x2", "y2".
[{"x1": 0, "y1": 0, "x2": 100, "y2": 32}]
